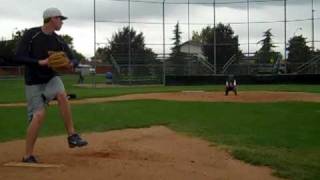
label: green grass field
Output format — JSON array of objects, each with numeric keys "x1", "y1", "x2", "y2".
[{"x1": 0, "y1": 75, "x2": 320, "y2": 180}]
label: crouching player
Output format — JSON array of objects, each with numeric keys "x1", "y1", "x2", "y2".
[{"x1": 225, "y1": 75, "x2": 237, "y2": 96}]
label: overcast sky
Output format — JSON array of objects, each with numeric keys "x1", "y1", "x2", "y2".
[{"x1": 0, "y1": 0, "x2": 319, "y2": 58}]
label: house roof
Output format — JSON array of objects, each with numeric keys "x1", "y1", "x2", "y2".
[{"x1": 179, "y1": 40, "x2": 202, "y2": 47}]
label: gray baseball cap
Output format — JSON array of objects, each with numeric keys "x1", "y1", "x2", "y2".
[{"x1": 43, "y1": 7, "x2": 67, "y2": 20}]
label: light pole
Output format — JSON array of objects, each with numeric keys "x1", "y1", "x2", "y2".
[
  {"x1": 247, "y1": 0, "x2": 250, "y2": 56},
  {"x1": 128, "y1": 0, "x2": 132, "y2": 85},
  {"x1": 311, "y1": 0, "x2": 315, "y2": 51},
  {"x1": 93, "y1": 0, "x2": 97, "y2": 87},
  {"x1": 162, "y1": 0, "x2": 166, "y2": 85},
  {"x1": 213, "y1": 0, "x2": 216, "y2": 74},
  {"x1": 284, "y1": 0, "x2": 287, "y2": 73}
]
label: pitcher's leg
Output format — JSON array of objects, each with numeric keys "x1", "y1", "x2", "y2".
[
  {"x1": 56, "y1": 92, "x2": 75, "y2": 136},
  {"x1": 25, "y1": 108, "x2": 46, "y2": 158}
]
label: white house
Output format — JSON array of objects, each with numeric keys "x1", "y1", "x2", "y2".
[
  {"x1": 180, "y1": 40, "x2": 203, "y2": 55},
  {"x1": 179, "y1": 40, "x2": 215, "y2": 73},
  {"x1": 179, "y1": 40, "x2": 209, "y2": 60}
]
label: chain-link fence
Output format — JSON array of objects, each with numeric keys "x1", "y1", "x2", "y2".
[
  {"x1": 0, "y1": 66, "x2": 24, "y2": 78},
  {"x1": 1, "y1": 54, "x2": 320, "y2": 83},
  {"x1": 1, "y1": 0, "x2": 320, "y2": 85},
  {"x1": 94, "y1": 0, "x2": 319, "y2": 56}
]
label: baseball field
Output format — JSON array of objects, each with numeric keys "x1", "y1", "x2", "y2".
[{"x1": 0, "y1": 75, "x2": 319, "y2": 180}]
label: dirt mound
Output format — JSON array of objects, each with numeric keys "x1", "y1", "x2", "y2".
[{"x1": 0, "y1": 126, "x2": 281, "y2": 180}]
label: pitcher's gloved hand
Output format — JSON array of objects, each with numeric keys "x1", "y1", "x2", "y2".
[{"x1": 48, "y1": 51, "x2": 72, "y2": 72}]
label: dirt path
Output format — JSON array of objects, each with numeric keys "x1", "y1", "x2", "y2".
[
  {"x1": 1, "y1": 91, "x2": 320, "y2": 107},
  {"x1": 0, "y1": 126, "x2": 281, "y2": 180}
]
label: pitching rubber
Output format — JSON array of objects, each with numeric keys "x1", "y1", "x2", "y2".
[{"x1": 3, "y1": 162, "x2": 63, "y2": 168}]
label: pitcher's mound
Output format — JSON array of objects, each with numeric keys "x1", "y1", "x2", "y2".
[{"x1": 0, "y1": 126, "x2": 282, "y2": 180}]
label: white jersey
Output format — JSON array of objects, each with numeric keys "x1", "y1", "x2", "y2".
[{"x1": 226, "y1": 80, "x2": 236, "y2": 87}]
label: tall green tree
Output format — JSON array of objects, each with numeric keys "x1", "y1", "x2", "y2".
[
  {"x1": 104, "y1": 26, "x2": 156, "y2": 65},
  {"x1": 255, "y1": 29, "x2": 281, "y2": 64},
  {"x1": 95, "y1": 47, "x2": 109, "y2": 63},
  {"x1": 0, "y1": 30, "x2": 25, "y2": 65},
  {"x1": 191, "y1": 31, "x2": 201, "y2": 42},
  {"x1": 0, "y1": 31, "x2": 86, "y2": 65},
  {"x1": 61, "y1": 34, "x2": 86, "y2": 62},
  {"x1": 61, "y1": 34, "x2": 74, "y2": 49},
  {"x1": 97, "y1": 26, "x2": 157, "y2": 77},
  {"x1": 286, "y1": 35, "x2": 312, "y2": 73},
  {"x1": 287, "y1": 35, "x2": 312, "y2": 63},
  {"x1": 168, "y1": 22, "x2": 189, "y2": 75},
  {"x1": 171, "y1": 22, "x2": 182, "y2": 56},
  {"x1": 0, "y1": 40, "x2": 15, "y2": 63},
  {"x1": 193, "y1": 23, "x2": 241, "y2": 72}
]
